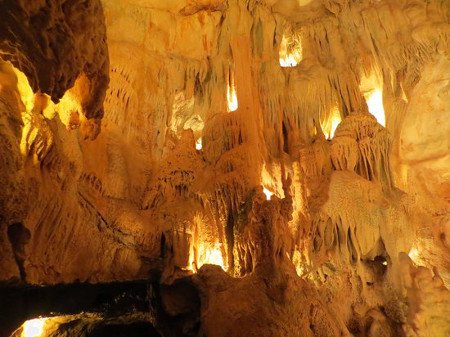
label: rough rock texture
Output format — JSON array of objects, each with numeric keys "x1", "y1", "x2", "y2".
[
  {"x1": 194, "y1": 190, "x2": 350, "y2": 337},
  {"x1": 0, "y1": 0, "x2": 110, "y2": 122},
  {"x1": 0, "y1": 0, "x2": 450, "y2": 336}
]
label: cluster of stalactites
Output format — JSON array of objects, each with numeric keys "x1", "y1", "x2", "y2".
[
  {"x1": 331, "y1": 112, "x2": 393, "y2": 191},
  {"x1": 141, "y1": 130, "x2": 202, "y2": 210},
  {"x1": 253, "y1": 0, "x2": 450, "y2": 153},
  {"x1": 232, "y1": 176, "x2": 294, "y2": 277}
]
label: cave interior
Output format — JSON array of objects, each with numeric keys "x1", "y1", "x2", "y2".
[{"x1": 0, "y1": 0, "x2": 449, "y2": 337}]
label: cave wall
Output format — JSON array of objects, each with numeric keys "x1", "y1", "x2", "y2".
[{"x1": 0, "y1": 0, "x2": 450, "y2": 336}]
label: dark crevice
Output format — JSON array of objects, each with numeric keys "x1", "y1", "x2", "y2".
[
  {"x1": 226, "y1": 211, "x2": 235, "y2": 272},
  {"x1": 7, "y1": 222, "x2": 31, "y2": 282},
  {"x1": 282, "y1": 121, "x2": 289, "y2": 154},
  {"x1": 151, "y1": 277, "x2": 200, "y2": 337},
  {"x1": 160, "y1": 233, "x2": 166, "y2": 258},
  {"x1": 0, "y1": 275, "x2": 201, "y2": 337},
  {"x1": 0, "y1": 280, "x2": 150, "y2": 337}
]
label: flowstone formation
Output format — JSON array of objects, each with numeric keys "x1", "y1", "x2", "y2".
[{"x1": 0, "y1": 0, "x2": 450, "y2": 336}]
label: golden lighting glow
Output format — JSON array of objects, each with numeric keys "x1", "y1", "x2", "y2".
[
  {"x1": 8, "y1": 66, "x2": 84, "y2": 163},
  {"x1": 195, "y1": 137, "x2": 202, "y2": 150},
  {"x1": 260, "y1": 163, "x2": 284, "y2": 200},
  {"x1": 22, "y1": 318, "x2": 47, "y2": 337},
  {"x1": 365, "y1": 89, "x2": 386, "y2": 127},
  {"x1": 197, "y1": 243, "x2": 225, "y2": 270},
  {"x1": 12, "y1": 67, "x2": 35, "y2": 113},
  {"x1": 11, "y1": 66, "x2": 81, "y2": 158},
  {"x1": 279, "y1": 34, "x2": 302, "y2": 68},
  {"x1": 263, "y1": 187, "x2": 273, "y2": 200},
  {"x1": 408, "y1": 247, "x2": 420, "y2": 264},
  {"x1": 12, "y1": 71, "x2": 41, "y2": 159},
  {"x1": 13, "y1": 65, "x2": 81, "y2": 126},
  {"x1": 320, "y1": 106, "x2": 342, "y2": 139},
  {"x1": 226, "y1": 70, "x2": 238, "y2": 112},
  {"x1": 360, "y1": 69, "x2": 386, "y2": 127},
  {"x1": 42, "y1": 75, "x2": 83, "y2": 127},
  {"x1": 291, "y1": 250, "x2": 305, "y2": 277}
]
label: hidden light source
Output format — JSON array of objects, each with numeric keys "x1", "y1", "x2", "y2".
[
  {"x1": 227, "y1": 69, "x2": 238, "y2": 112},
  {"x1": 22, "y1": 318, "x2": 47, "y2": 337},
  {"x1": 408, "y1": 247, "x2": 420, "y2": 264},
  {"x1": 195, "y1": 137, "x2": 202, "y2": 150},
  {"x1": 197, "y1": 243, "x2": 225, "y2": 270},
  {"x1": 365, "y1": 89, "x2": 386, "y2": 127},
  {"x1": 263, "y1": 187, "x2": 273, "y2": 200},
  {"x1": 279, "y1": 34, "x2": 302, "y2": 68},
  {"x1": 321, "y1": 106, "x2": 342, "y2": 139},
  {"x1": 360, "y1": 69, "x2": 386, "y2": 127}
]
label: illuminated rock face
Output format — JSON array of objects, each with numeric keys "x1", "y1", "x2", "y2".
[
  {"x1": 0, "y1": 0, "x2": 109, "y2": 129},
  {"x1": 1, "y1": 0, "x2": 450, "y2": 336}
]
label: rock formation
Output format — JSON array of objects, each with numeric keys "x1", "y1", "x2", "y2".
[{"x1": 0, "y1": 0, "x2": 449, "y2": 336}]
